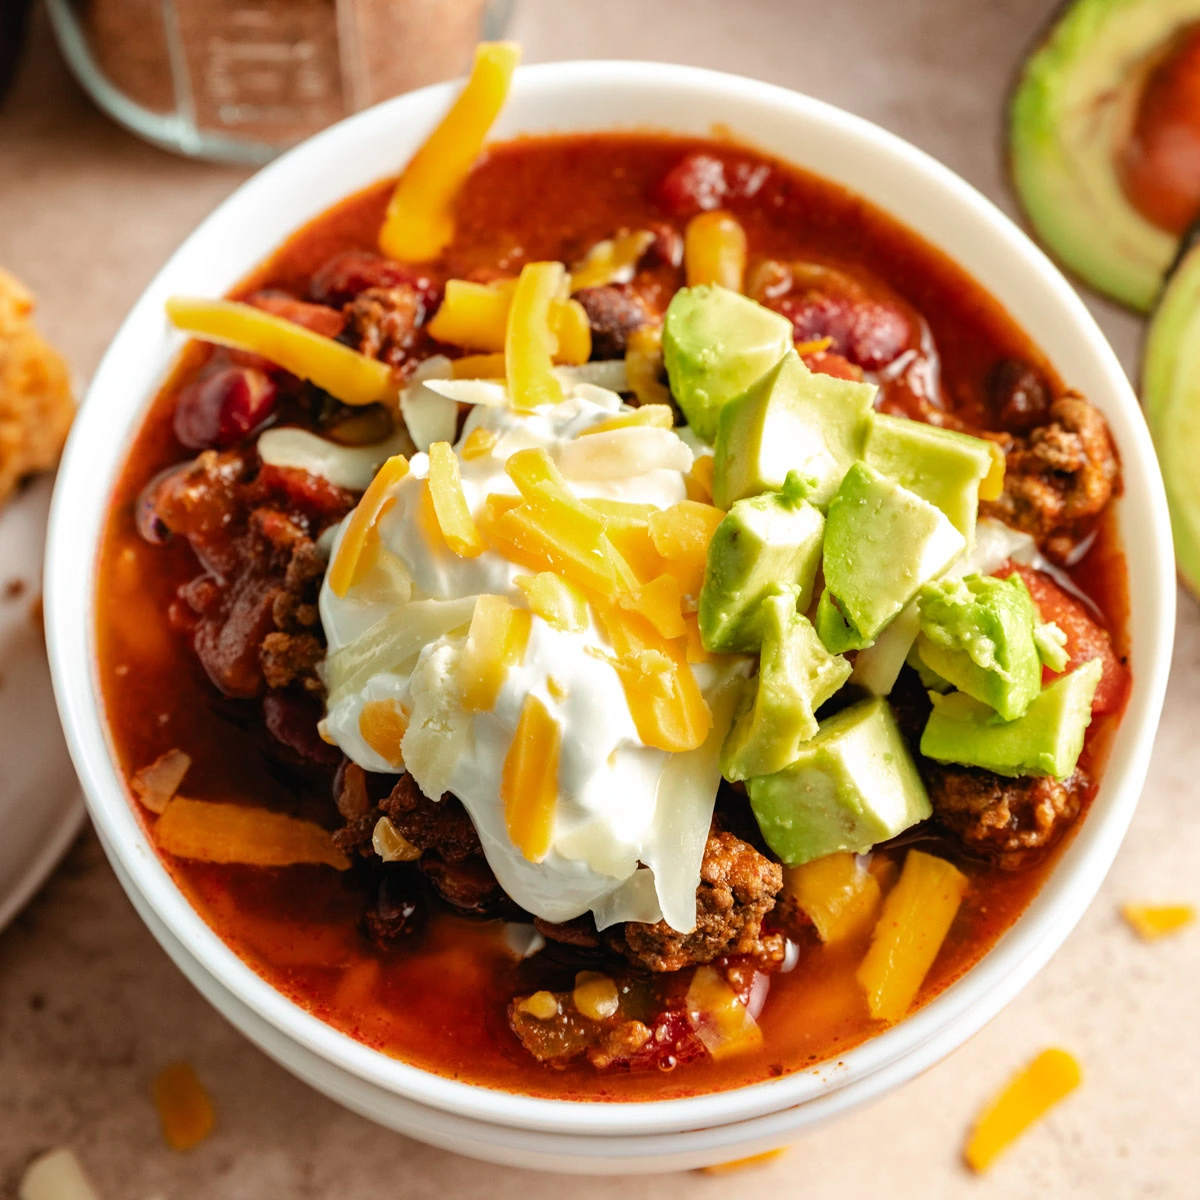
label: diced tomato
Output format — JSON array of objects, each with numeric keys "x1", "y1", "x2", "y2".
[
  {"x1": 309, "y1": 250, "x2": 441, "y2": 311},
  {"x1": 255, "y1": 464, "x2": 357, "y2": 524},
  {"x1": 1006, "y1": 563, "x2": 1130, "y2": 717},
  {"x1": 245, "y1": 290, "x2": 347, "y2": 338},
  {"x1": 775, "y1": 292, "x2": 912, "y2": 371},
  {"x1": 801, "y1": 349, "x2": 864, "y2": 381},
  {"x1": 621, "y1": 1008, "x2": 708, "y2": 1071}
]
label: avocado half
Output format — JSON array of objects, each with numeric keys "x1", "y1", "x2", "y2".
[
  {"x1": 1009, "y1": 0, "x2": 1199, "y2": 312},
  {"x1": 1142, "y1": 226, "x2": 1200, "y2": 592}
]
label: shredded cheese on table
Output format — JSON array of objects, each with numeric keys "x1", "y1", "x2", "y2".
[{"x1": 964, "y1": 1048, "x2": 1083, "y2": 1173}]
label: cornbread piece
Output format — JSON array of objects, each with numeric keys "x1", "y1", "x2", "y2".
[{"x1": 0, "y1": 268, "x2": 74, "y2": 504}]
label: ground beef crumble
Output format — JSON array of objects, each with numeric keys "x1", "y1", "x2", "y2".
[
  {"x1": 983, "y1": 393, "x2": 1121, "y2": 561},
  {"x1": 608, "y1": 832, "x2": 784, "y2": 972},
  {"x1": 924, "y1": 763, "x2": 1090, "y2": 870}
]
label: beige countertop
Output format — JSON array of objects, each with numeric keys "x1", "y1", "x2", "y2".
[{"x1": 1, "y1": 1, "x2": 1197, "y2": 1195}]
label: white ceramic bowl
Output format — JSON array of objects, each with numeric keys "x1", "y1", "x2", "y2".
[{"x1": 46, "y1": 61, "x2": 1175, "y2": 1173}]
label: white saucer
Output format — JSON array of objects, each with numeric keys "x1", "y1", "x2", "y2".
[{"x1": 0, "y1": 474, "x2": 84, "y2": 931}]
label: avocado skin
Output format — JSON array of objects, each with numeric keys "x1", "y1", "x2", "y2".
[
  {"x1": 747, "y1": 697, "x2": 932, "y2": 866},
  {"x1": 1142, "y1": 225, "x2": 1200, "y2": 597},
  {"x1": 1007, "y1": 0, "x2": 1186, "y2": 312},
  {"x1": 661, "y1": 284, "x2": 793, "y2": 441},
  {"x1": 920, "y1": 658, "x2": 1102, "y2": 779}
]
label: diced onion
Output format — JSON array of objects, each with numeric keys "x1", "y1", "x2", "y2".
[
  {"x1": 257, "y1": 426, "x2": 414, "y2": 490},
  {"x1": 130, "y1": 748, "x2": 191, "y2": 815},
  {"x1": 18, "y1": 1149, "x2": 102, "y2": 1200},
  {"x1": 423, "y1": 377, "x2": 511, "y2": 406}
]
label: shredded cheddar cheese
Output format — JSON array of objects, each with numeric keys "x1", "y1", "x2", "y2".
[
  {"x1": 452, "y1": 352, "x2": 508, "y2": 379},
  {"x1": 578, "y1": 404, "x2": 674, "y2": 436},
  {"x1": 378, "y1": 42, "x2": 520, "y2": 261},
  {"x1": 501, "y1": 694, "x2": 561, "y2": 862},
  {"x1": 514, "y1": 571, "x2": 589, "y2": 632},
  {"x1": 165, "y1": 297, "x2": 397, "y2": 407},
  {"x1": 685, "y1": 965, "x2": 764, "y2": 1060},
  {"x1": 505, "y1": 262, "x2": 567, "y2": 411},
  {"x1": 153, "y1": 1062, "x2": 216, "y2": 1152},
  {"x1": 964, "y1": 1048, "x2": 1082, "y2": 1173},
  {"x1": 617, "y1": 573, "x2": 687, "y2": 639},
  {"x1": 427, "y1": 440, "x2": 486, "y2": 557},
  {"x1": 154, "y1": 798, "x2": 350, "y2": 870},
  {"x1": 327, "y1": 454, "x2": 409, "y2": 596},
  {"x1": 358, "y1": 698, "x2": 410, "y2": 766},
  {"x1": 647, "y1": 500, "x2": 726, "y2": 596},
  {"x1": 785, "y1": 853, "x2": 882, "y2": 945},
  {"x1": 700, "y1": 1150, "x2": 788, "y2": 1175},
  {"x1": 459, "y1": 594, "x2": 532, "y2": 711},
  {"x1": 459, "y1": 425, "x2": 500, "y2": 459},
  {"x1": 1122, "y1": 903, "x2": 1196, "y2": 940},
  {"x1": 856, "y1": 849, "x2": 967, "y2": 1021}
]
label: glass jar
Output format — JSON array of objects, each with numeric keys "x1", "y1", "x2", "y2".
[{"x1": 46, "y1": 0, "x2": 513, "y2": 163}]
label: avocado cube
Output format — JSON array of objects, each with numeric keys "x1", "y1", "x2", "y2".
[
  {"x1": 864, "y1": 412, "x2": 1004, "y2": 544},
  {"x1": 920, "y1": 658, "x2": 1102, "y2": 779},
  {"x1": 662, "y1": 284, "x2": 794, "y2": 441},
  {"x1": 915, "y1": 573, "x2": 1043, "y2": 721},
  {"x1": 747, "y1": 696, "x2": 932, "y2": 866},
  {"x1": 817, "y1": 462, "x2": 966, "y2": 653},
  {"x1": 713, "y1": 350, "x2": 876, "y2": 510},
  {"x1": 720, "y1": 591, "x2": 852, "y2": 782},
  {"x1": 698, "y1": 485, "x2": 825, "y2": 653}
]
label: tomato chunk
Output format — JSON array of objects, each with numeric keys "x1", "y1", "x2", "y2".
[{"x1": 1006, "y1": 563, "x2": 1129, "y2": 717}]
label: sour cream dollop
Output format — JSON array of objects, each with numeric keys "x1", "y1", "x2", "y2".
[{"x1": 319, "y1": 375, "x2": 743, "y2": 933}]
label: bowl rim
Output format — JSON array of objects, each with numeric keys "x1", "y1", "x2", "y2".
[{"x1": 45, "y1": 58, "x2": 1175, "y2": 1139}]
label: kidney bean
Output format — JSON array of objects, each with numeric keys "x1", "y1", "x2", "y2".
[
  {"x1": 174, "y1": 366, "x2": 278, "y2": 450},
  {"x1": 309, "y1": 249, "x2": 441, "y2": 311},
  {"x1": 775, "y1": 292, "x2": 912, "y2": 371},
  {"x1": 986, "y1": 357, "x2": 1052, "y2": 433},
  {"x1": 262, "y1": 689, "x2": 343, "y2": 766},
  {"x1": 655, "y1": 153, "x2": 729, "y2": 217}
]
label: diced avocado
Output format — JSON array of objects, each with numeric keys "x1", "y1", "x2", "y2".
[
  {"x1": 816, "y1": 462, "x2": 966, "y2": 654},
  {"x1": 662, "y1": 284, "x2": 794, "y2": 440},
  {"x1": 698, "y1": 478, "x2": 825, "y2": 653},
  {"x1": 721, "y1": 590, "x2": 852, "y2": 782},
  {"x1": 1034, "y1": 620, "x2": 1070, "y2": 671},
  {"x1": 907, "y1": 643, "x2": 953, "y2": 693},
  {"x1": 1008, "y1": 0, "x2": 1188, "y2": 311},
  {"x1": 920, "y1": 658, "x2": 1102, "y2": 779},
  {"x1": 915, "y1": 573, "x2": 1043, "y2": 721},
  {"x1": 864, "y1": 412, "x2": 1004, "y2": 544},
  {"x1": 747, "y1": 697, "x2": 932, "y2": 866},
  {"x1": 1143, "y1": 232, "x2": 1200, "y2": 598},
  {"x1": 712, "y1": 350, "x2": 876, "y2": 510}
]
